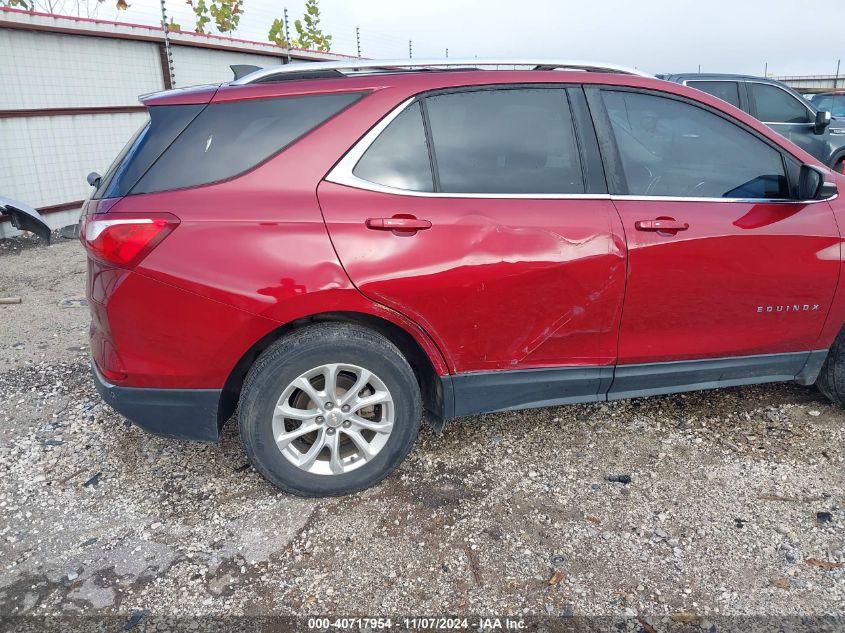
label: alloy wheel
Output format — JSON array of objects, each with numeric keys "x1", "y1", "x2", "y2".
[{"x1": 271, "y1": 363, "x2": 394, "y2": 475}]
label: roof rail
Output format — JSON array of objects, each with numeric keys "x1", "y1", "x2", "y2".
[{"x1": 230, "y1": 58, "x2": 652, "y2": 85}]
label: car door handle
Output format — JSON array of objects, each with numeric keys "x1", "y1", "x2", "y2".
[
  {"x1": 365, "y1": 217, "x2": 432, "y2": 231},
  {"x1": 634, "y1": 219, "x2": 689, "y2": 232}
]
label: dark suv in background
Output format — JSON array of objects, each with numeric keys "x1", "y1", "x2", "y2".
[{"x1": 663, "y1": 74, "x2": 845, "y2": 172}]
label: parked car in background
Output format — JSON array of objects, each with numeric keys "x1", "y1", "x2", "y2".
[
  {"x1": 663, "y1": 74, "x2": 845, "y2": 172},
  {"x1": 83, "y1": 59, "x2": 844, "y2": 497},
  {"x1": 811, "y1": 92, "x2": 845, "y2": 118}
]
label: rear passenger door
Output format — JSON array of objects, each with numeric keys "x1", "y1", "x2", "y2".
[
  {"x1": 587, "y1": 87, "x2": 839, "y2": 395},
  {"x1": 318, "y1": 86, "x2": 627, "y2": 409}
]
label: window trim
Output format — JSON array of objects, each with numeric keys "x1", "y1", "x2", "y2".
[
  {"x1": 326, "y1": 85, "x2": 597, "y2": 199},
  {"x1": 584, "y1": 84, "x2": 833, "y2": 203}
]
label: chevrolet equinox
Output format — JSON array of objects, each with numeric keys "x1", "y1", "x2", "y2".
[{"x1": 82, "y1": 59, "x2": 845, "y2": 496}]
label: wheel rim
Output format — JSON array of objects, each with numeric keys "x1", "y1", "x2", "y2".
[{"x1": 272, "y1": 363, "x2": 395, "y2": 476}]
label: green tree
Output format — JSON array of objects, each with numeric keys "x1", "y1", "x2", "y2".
[
  {"x1": 267, "y1": 17, "x2": 288, "y2": 47},
  {"x1": 186, "y1": 0, "x2": 211, "y2": 33},
  {"x1": 293, "y1": 0, "x2": 331, "y2": 51},
  {"x1": 209, "y1": 0, "x2": 243, "y2": 34}
]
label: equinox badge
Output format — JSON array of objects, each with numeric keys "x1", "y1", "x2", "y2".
[{"x1": 757, "y1": 304, "x2": 820, "y2": 313}]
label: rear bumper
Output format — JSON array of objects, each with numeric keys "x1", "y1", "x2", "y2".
[{"x1": 91, "y1": 363, "x2": 222, "y2": 442}]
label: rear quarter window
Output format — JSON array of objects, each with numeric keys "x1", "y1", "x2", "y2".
[
  {"x1": 132, "y1": 91, "x2": 365, "y2": 194},
  {"x1": 95, "y1": 105, "x2": 202, "y2": 199}
]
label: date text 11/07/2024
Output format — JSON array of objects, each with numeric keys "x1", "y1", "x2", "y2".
[{"x1": 306, "y1": 617, "x2": 527, "y2": 630}]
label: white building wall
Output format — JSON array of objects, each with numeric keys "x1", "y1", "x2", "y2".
[
  {"x1": 0, "y1": 30, "x2": 163, "y2": 109},
  {"x1": 0, "y1": 112, "x2": 148, "y2": 208},
  {"x1": 0, "y1": 9, "x2": 339, "y2": 238},
  {"x1": 170, "y1": 45, "x2": 284, "y2": 87}
]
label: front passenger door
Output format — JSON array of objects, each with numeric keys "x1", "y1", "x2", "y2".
[
  {"x1": 748, "y1": 81, "x2": 826, "y2": 161},
  {"x1": 590, "y1": 88, "x2": 839, "y2": 393}
]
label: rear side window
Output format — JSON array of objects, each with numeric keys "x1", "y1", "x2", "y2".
[
  {"x1": 687, "y1": 81, "x2": 741, "y2": 109},
  {"x1": 132, "y1": 92, "x2": 364, "y2": 194},
  {"x1": 426, "y1": 89, "x2": 583, "y2": 194},
  {"x1": 602, "y1": 90, "x2": 789, "y2": 199},
  {"x1": 95, "y1": 105, "x2": 202, "y2": 199},
  {"x1": 750, "y1": 83, "x2": 812, "y2": 124},
  {"x1": 353, "y1": 101, "x2": 433, "y2": 191}
]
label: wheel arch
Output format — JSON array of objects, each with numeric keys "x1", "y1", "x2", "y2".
[
  {"x1": 828, "y1": 148, "x2": 845, "y2": 171},
  {"x1": 217, "y1": 311, "x2": 452, "y2": 432}
]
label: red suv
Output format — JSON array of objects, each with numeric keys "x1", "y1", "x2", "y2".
[{"x1": 81, "y1": 59, "x2": 845, "y2": 497}]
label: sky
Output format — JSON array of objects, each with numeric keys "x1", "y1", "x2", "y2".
[{"x1": 95, "y1": 0, "x2": 844, "y2": 77}]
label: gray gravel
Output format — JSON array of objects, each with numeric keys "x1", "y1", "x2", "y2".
[{"x1": 1, "y1": 238, "x2": 845, "y2": 628}]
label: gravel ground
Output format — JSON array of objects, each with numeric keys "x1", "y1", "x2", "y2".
[{"x1": 1, "y1": 238, "x2": 845, "y2": 631}]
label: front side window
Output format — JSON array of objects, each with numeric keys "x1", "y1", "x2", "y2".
[
  {"x1": 750, "y1": 83, "x2": 812, "y2": 124},
  {"x1": 425, "y1": 88, "x2": 584, "y2": 194},
  {"x1": 602, "y1": 90, "x2": 789, "y2": 199},
  {"x1": 687, "y1": 81, "x2": 741, "y2": 109}
]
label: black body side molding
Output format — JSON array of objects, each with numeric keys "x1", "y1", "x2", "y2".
[{"x1": 442, "y1": 350, "x2": 828, "y2": 420}]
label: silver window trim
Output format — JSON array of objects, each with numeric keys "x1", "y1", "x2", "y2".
[
  {"x1": 762, "y1": 121, "x2": 814, "y2": 127},
  {"x1": 611, "y1": 194, "x2": 835, "y2": 205},
  {"x1": 325, "y1": 96, "x2": 835, "y2": 205}
]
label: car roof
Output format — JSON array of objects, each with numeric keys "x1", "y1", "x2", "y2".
[
  {"x1": 663, "y1": 73, "x2": 762, "y2": 81},
  {"x1": 138, "y1": 64, "x2": 823, "y2": 172}
]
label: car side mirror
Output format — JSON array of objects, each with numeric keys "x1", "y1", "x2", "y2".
[
  {"x1": 815, "y1": 110, "x2": 831, "y2": 134},
  {"x1": 86, "y1": 172, "x2": 101, "y2": 188},
  {"x1": 798, "y1": 164, "x2": 837, "y2": 200}
]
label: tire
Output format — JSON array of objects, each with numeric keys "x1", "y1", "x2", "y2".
[
  {"x1": 238, "y1": 322, "x2": 422, "y2": 497},
  {"x1": 836, "y1": 158, "x2": 845, "y2": 175},
  {"x1": 816, "y1": 329, "x2": 845, "y2": 406}
]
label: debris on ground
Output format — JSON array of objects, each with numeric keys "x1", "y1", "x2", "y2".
[{"x1": 1, "y1": 239, "x2": 844, "y2": 619}]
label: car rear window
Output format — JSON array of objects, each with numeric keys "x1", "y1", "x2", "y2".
[
  {"x1": 129, "y1": 92, "x2": 364, "y2": 195},
  {"x1": 95, "y1": 105, "x2": 202, "y2": 199}
]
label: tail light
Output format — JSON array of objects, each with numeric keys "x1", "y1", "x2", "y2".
[{"x1": 80, "y1": 212, "x2": 179, "y2": 267}]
